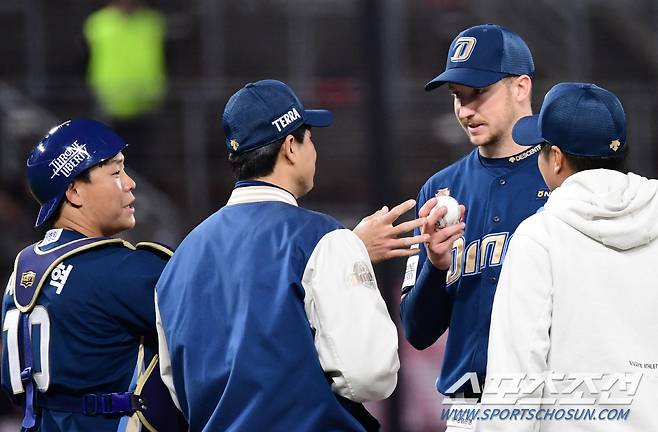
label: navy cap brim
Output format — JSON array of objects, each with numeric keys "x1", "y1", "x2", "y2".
[
  {"x1": 35, "y1": 193, "x2": 64, "y2": 227},
  {"x1": 304, "y1": 109, "x2": 333, "y2": 127},
  {"x1": 512, "y1": 115, "x2": 544, "y2": 146},
  {"x1": 425, "y1": 68, "x2": 508, "y2": 91}
]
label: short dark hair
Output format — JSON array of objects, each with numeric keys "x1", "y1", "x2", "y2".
[
  {"x1": 49, "y1": 160, "x2": 108, "y2": 225},
  {"x1": 74, "y1": 161, "x2": 104, "y2": 183},
  {"x1": 228, "y1": 125, "x2": 309, "y2": 180},
  {"x1": 540, "y1": 142, "x2": 628, "y2": 173}
]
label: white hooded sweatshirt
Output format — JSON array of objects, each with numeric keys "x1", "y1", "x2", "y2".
[{"x1": 477, "y1": 169, "x2": 658, "y2": 432}]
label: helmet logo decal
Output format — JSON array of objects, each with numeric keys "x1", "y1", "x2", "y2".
[
  {"x1": 450, "y1": 37, "x2": 477, "y2": 62},
  {"x1": 49, "y1": 141, "x2": 91, "y2": 179}
]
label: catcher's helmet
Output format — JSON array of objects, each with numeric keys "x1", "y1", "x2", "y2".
[{"x1": 27, "y1": 119, "x2": 127, "y2": 227}]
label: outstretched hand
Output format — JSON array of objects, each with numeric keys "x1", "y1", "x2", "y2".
[
  {"x1": 353, "y1": 199, "x2": 431, "y2": 264},
  {"x1": 418, "y1": 197, "x2": 466, "y2": 270}
]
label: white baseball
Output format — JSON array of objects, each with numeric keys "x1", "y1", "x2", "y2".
[{"x1": 430, "y1": 195, "x2": 460, "y2": 228}]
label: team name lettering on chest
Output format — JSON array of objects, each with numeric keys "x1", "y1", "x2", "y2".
[{"x1": 447, "y1": 232, "x2": 511, "y2": 285}]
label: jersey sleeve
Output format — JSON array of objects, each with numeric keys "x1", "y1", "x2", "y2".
[
  {"x1": 302, "y1": 229, "x2": 399, "y2": 402},
  {"x1": 399, "y1": 185, "x2": 452, "y2": 349}
]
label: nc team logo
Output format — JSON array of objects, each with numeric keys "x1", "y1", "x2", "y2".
[
  {"x1": 537, "y1": 189, "x2": 551, "y2": 199},
  {"x1": 20, "y1": 271, "x2": 36, "y2": 289},
  {"x1": 49, "y1": 141, "x2": 91, "y2": 179},
  {"x1": 450, "y1": 37, "x2": 477, "y2": 62}
]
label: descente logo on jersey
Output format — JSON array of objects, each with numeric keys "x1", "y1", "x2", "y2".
[
  {"x1": 271, "y1": 107, "x2": 301, "y2": 132},
  {"x1": 49, "y1": 141, "x2": 91, "y2": 179},
  {"x1": 508, "y1": 144, "x2": 541, "y2": 164}
]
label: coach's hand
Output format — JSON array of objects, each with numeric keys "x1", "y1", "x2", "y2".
[
  {"x1": 353, "y1": 199, "x2": 430, "y2": 264},
  {"x1": 419, "y1": 197, "x2": 466, "y2": 270}
]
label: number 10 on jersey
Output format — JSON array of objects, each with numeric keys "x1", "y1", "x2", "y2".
[{"x1": 3, "y1": 307, "x2": 51, "y2": 394}]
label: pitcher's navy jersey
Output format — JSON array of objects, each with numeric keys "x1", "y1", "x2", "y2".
[
  {"x1": 400, "y1": 146, "x2": 549, "y2": 395},
  {"x1": 1, "y1": 229, "x2": 168, "y2": 432},
  {"x1": 156, "y1": 181, "x2": 399, "y2": 432}
]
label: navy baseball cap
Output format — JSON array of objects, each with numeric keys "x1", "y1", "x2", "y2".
[
  {"x1": 425, "y1": 24, "x2": 534, "y2": 91},
  {"x1": 222, "y1": 79, "x2": 333, "y2": 154},
  {"x1": 512, "y1": 82, "x2": 626, "y2": 157}
]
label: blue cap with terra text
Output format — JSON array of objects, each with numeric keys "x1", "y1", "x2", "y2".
[{"x1": 222, "y1": 79, "x2": 333, "y2": 154}]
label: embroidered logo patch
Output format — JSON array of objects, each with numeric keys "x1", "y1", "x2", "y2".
[
  {"x1": 509, "y1": 145, "x2": 541, "y2": 164},
  {"x1": 537, "y1": 189, "x2": 551, "y2": 199},
  {"x1": 20, "y1": 271, "x2": 36, "y2": 289},
  {"x1": 450, "y1": 37, "x2": 477, "y2": 62},
  {"x1": 350, "y1": 261, "x2": 376, "y2": 289}
]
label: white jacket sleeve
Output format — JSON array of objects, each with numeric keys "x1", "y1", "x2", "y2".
[
  {"x1": 302, "y1": 229, "x2": 400, "y2": 402},
  {"x1": 476, "y1": 231, "x2": 552, "y2": 432},
  {"x1": 155, "y1": 290, "x2": 182, "y2": 411}
]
